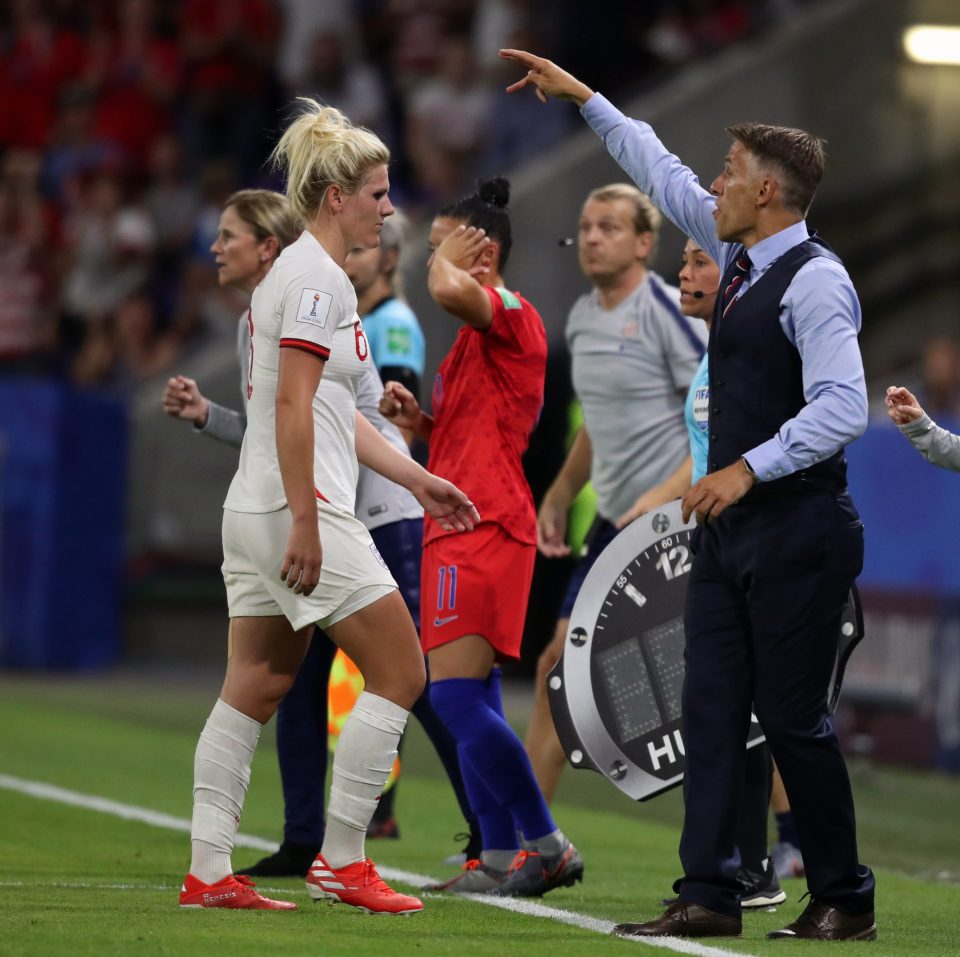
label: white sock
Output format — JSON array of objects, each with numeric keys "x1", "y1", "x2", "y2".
[
  {"x1": 321, "y1": 691, "x2": 408, "y2": 869},
  {"x1": 189, "y1": 698, "x2": 262, "y2": 883}
]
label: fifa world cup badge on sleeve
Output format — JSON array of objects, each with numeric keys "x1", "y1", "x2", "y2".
[{"x1": 297, "y1": 288, "x2": 333, "y2": 328}]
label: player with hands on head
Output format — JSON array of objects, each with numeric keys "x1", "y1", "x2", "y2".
[
  {"x1": 342, "y1": 214, "x2": 481, "y2": 853},
  {"x1": 380, "y1": 178, "x2": 583, "y2": 898},
  {"x1": 179, "y1": 100, "x2": 477, "y2": 915},
  {"x1": 501, "y1": 48, "x2": 876, "y2": 941},
  {"x1": 886, "y1": 383, "x2": 960, "y2": 470}
]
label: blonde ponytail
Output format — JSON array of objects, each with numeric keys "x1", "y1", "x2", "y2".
[{"x1": 270, "y1": 99, "x2": 390, "y2": 223}]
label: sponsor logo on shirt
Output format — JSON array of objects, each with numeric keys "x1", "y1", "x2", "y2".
[
  {"x1": 433, "y1": 614, "x2": 459, "y2": 627},
  {"x1": 297, "y1": 288, "x2": 332, "y2": 328}
]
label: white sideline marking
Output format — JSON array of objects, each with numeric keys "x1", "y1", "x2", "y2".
[{"x1": 0, "y1": 773, "x2": 755, "y2": 957}]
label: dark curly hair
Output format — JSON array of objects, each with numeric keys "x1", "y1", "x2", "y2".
[{"x1": 438, "y1": 176, "x2": 513, "y2": 272}]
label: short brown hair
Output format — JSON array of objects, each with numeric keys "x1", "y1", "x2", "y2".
[
  {"x1": 225, "y1": 189, "x2": 301, "y2": 253},
  {"x1": 726, "y1": 122, "x2": 826, "y2": 216},
  {"x1": 586, "y1": 183, "x2": 662, "y2": 259}
]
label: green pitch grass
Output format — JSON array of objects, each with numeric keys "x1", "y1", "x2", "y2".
[{"x1": 0, "y1": 670, "x2": 957, "y2": 957}]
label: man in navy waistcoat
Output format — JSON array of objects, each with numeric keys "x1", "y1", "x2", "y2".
[{"x1": 502, "y1": 49, "x2": 877, "y2": 943}]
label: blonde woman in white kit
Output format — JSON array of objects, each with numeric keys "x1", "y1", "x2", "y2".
[{"x1": 179, "y1": 101, "x2": 478, "y2": 915}]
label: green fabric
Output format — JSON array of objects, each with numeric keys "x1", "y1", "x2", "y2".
[
  {"x1": 566, "y1": 400, "x2": 597, "y2": 554},
  {"x1": 494, "y1": 287, "x2": 522, "y2": 310}
]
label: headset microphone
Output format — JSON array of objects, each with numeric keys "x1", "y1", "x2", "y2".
[{"x1": 692, "y1": 291, "x2": 705, "y2": 299}]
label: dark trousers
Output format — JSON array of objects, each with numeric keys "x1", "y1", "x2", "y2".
[
  {"x1": 277, "y1": 518, "x2": 475, "y2": 847},
  {"x1": 277, "y1": 628, "x2": 337, "y2": 847},
  {"x1": 677, "y1": 492, "x2": 875, "y2": 918},
  {"x1": 737, "y1": 743, "x2": 772, "y2": 877}
]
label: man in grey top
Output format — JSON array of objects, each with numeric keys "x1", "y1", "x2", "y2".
[
  {"x1": 527, "y1": 183, "x2": 706, "y2": 802},
  {"x1": 886, "y1": 384, "x2": 960, "y2": 470}
]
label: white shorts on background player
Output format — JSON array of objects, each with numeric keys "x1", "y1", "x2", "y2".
[{"x1": 221, "y1": 229, "x2": 397, "y2": 625}]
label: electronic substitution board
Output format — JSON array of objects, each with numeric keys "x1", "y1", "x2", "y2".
[{"x1": 547, "y1": 499, "x2": 863, "y2": 801}]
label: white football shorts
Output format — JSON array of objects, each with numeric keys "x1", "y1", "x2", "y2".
[{"x1": 221, "y1": 501, "x2": 397, "y2": 631}]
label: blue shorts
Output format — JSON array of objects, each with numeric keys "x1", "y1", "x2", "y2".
[
  {"x1": 558, "y1": 517, "x2": 621, "y2": 619},
  {"x1": 370, "y1": 517, "x2": 423, "y2": 632}
]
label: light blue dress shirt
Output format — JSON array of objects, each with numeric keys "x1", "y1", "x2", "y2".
[{"x1": 581, "y1": 94, "x2": 868, "y2": 482}]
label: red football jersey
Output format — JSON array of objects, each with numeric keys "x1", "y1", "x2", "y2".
[{"x1": 424, "y1": 286, "x2": 547, "y2": 546}]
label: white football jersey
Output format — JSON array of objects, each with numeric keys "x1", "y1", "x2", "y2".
[{"x1": 224, "y1": 230, "x2": 369, "y2": 515}]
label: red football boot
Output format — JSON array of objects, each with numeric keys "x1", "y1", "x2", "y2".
[
  {"x1": 179, "y1": 873, "x2": 297, "y2": 910},
  {"x1": 306, "y1": 854, "x2": 423, "y2": 914}
]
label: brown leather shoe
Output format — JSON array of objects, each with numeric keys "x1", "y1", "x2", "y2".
[
  {"x1": 767, "y1": 899, "x2": 877, "y2": 941},
  {"x1": 613, "y1": 901, "x2": 742, "y2": 938}
]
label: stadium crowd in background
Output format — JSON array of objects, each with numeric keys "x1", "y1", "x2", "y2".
[{"x1": 0, "y1": 0, "x2": 814, "y2": 387}]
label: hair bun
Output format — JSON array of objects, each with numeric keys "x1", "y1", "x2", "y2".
[
  {"x1": 311, "y1": 103, "x2": 350, "y2": 138},
  {"x1": 478, "y1": 176, "x2": 510, "y2": 209}
]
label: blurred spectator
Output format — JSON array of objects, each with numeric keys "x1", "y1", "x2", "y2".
[
  {"x1": 472, "y1": 0, "x2": 531, "y2": 74},
  {"x1": 388, "y1": 0, "x2": 474, "y2": 93},
  {"x1": 481, "y1": 19, "x2": 571, "y2": 172},
  {"x1": 406, "y1": 33, "x2": 492, "y2": 205},
  {"x1": 80, "y1": 0, "x2": 181, "y2": 167},
  {"x1": 145, "y1": 134, "x2": 201, "y2": 309},
  {"x1": 0, "y1": 0, "x2": 86, "y2": 151},
  {"x1": 0, "y1": 148, "x2": 59, "y2": 370},
  {"x1": 40, "y1": 90, "x2": 125, "y2": 203},
  {"x1": 293, "y1": 28, "x2": 388, "y2": 135},
  {"x1": 189, "y1": 160, "x2": 238, "y2": 262},
  {"x1": 275, "y1": 0, "x2": 358, "y2": 92},
  {"x1": 177, "y1": 0, "x2": 280, "y2": 179},
  {"x1": 168, "y1": 257, "x2": 246, "y2": 354},
  {"x1": 644, "y1": 9, "x2": 697, "y2": 67},
  {"x1": 683, "y1": 0, "x2": 751, "y2": 54},
  {"x1": 59, "y1": 169, "x2": 156, "y2": 352},
  {"x1": 72, "y1": 288, "x2": 181, "y2": 391},
  {"x1": 0, "y1": 0, "x2": 790, "y2": 388}
]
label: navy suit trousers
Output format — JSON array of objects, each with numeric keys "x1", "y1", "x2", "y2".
[{"x1": 676, "y1": 491, "x2": 875, "y2": 917}]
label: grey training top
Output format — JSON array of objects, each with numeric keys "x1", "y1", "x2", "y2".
[
  {"x1": 898, "y1": 413, "x2": 960, "y2": 472},
  {"x1": 567, "y1": 272, "x2": 707, "y2": 521},
  {"x1": 194, "y1": 315, "x2": 249, "y2": 447},
  {"x1": 196, "y1": 314, "x2": 421, "y2": 531}
]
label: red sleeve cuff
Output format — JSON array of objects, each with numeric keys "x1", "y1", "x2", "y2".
[{"x1": 280, "y1": 338, "x2": 330, "y2": 361}]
